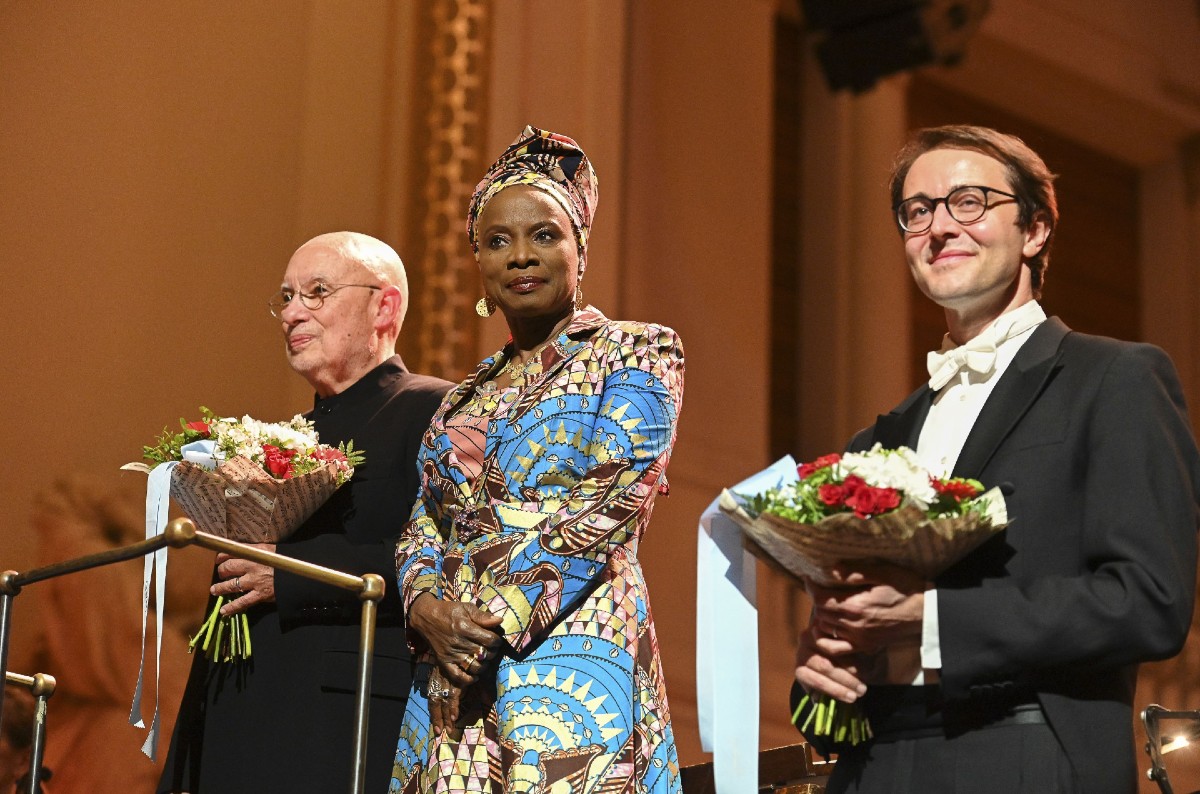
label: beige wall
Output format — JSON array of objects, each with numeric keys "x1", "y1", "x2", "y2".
[
  {"x1": 621, "y1": 0, "x2": 778, "y2": 760},
  {"x1": 1, "y1": 0, "x2": 424, "y2": 636},
  {"x1": 2, "y1": 3, "x2": 310, "y2": 568},
  {"x1": 0, "y1": 5, "x2": 433, "y2": 562}
]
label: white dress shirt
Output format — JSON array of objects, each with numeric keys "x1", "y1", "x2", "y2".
[{"x1": 915, "y1": 300, "x2": 1047, "y2": 679}]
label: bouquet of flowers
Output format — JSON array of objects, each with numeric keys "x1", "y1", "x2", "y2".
[
  {"x1": 718, "y1": 444, "x2": 1007, "y2": 745},
  {"x1": 123, "y1": 408, "x2": 363, "y2": 663}
]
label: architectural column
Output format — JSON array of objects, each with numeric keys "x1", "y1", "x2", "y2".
[
  {"x1": 1140, "y1": 135, "x2": 1200, "y2": 430},
  {"x1": 479, "y1": 0, "x2": 632, "y2": 359},
  {"x1": 795, "y1": 63, "x2": 911, "y2": 460},
  {"x1": 1134, "y1": 135, "x2": 1200, "y2": 781},
  {"x1": 622, "y1": 0, "x2": 776, "y2": 763}
]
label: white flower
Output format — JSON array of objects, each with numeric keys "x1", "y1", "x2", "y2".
[
  {"x1": 837, "y1": 444, "x2": 937, "y2": 508},
  {"x1": 202, "y1": 414, "x2": 321, "y2": 462},
  {"x1": 266, "y1": 424, "x2": 318, "y2": 451}
]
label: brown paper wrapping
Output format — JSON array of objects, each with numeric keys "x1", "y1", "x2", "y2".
[
  {"x1": 123, "y1": 456, "x2": 339, "y2": 543},
  {"x1": 717, "y1": 489, "x2": 1005, "y2": 586}
]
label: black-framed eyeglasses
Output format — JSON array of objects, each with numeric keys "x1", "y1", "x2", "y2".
[
  {"x1": 268, "y1": 282, "x2": 381, "y2": 318},
  {"x1": 895, "y1": 185, "x2": 1019, "y2": 233}
]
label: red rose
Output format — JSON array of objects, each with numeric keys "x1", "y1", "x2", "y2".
[
  {"x1": 872, "y1": 487, "x2": 902, "y2": 515},
  {"x1": 932, "y1": 478, "x2": 980, "y2": 501},
  {"x1": 799, "y1": 453, "x2": 842, "y2": 480},
  {"x1": 185, "y1": 421, "x2": 210, "y2": 436},
  {"x1": 841, "y1": 475, "x2": 866, "y2": 493},
  {"x1": 818, "y1": 483, "x2": 847, "y2": 506},
  {"x1": 844, "y1": 479, "x2": 901, "y2": 518},
  {"x1": 263, "y1": 444, "x2": 297, "y2": 479}
]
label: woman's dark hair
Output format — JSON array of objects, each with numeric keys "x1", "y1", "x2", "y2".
[{"x1": 889, "y1": 125, "x2": 1058, "y2": 294}]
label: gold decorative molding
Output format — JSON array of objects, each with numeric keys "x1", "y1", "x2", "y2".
[{"x1": 410, "y1": 0, "x2": 492, "y2": 380}]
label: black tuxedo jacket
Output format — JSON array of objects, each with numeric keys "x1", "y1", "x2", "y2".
[
  {"x1": 820, "y1": 318, "x2": 1200, "y2": 793},
  {"x1": 159, "y1": 357, "x2": 451, "y2": 794}
]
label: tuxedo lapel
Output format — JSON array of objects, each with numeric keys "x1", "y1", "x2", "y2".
[
  {"x1": 952, "y1": 317, "x2": 1070, "y2": 479},
  {"x1": 872, "y1": 387, "x2": 934, "y2": 449}
]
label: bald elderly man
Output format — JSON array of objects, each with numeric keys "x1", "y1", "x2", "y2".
[{"x1": 160, "y1": 233, "x2": 452, "y2": 793}]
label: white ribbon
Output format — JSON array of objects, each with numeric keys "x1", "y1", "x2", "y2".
[
  {"x1": 696, "y1": 456, "x2": 797, "y2": 793},
  {"x1": 129, "y1": 440, "x2": 222, "y2": 759},
  {"x1": 180, "y1": 438, "x2": 223, "y2": 470},
  {"x1": 129, "y1": 460, "x2": 176, "y2": 760}
]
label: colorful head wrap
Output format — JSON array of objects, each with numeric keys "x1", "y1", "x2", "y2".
[{"x1": 467, "y1": 125, "x2": 599, "y2": 275}]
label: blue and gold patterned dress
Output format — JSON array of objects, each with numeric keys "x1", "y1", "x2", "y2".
[{"x1": 390, "y1": 307, "x2": 683, "y2": 793}]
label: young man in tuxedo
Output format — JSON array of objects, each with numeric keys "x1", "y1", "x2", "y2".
[{"x1": 794, "y1": 126, "x2": 1200, "y2": 793}]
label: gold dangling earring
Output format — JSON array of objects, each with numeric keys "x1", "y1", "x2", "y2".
[
  {"x1": 574, "y1": 285, "x2": 583, "y2": 310},
  {"x1": 475, "y1": 296, "x2": 496, "y2": 317}
]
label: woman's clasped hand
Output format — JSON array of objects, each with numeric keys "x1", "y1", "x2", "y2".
[
  {"x1": 409, "y1": 594, "x2": 503, "y2": 733},
  {"x1": 409, "y1": 593, "x2": 503, "y2": 684}
]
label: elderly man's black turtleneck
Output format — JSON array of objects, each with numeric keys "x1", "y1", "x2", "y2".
[{"x1": 160, "y1": 355, "x2": 451, "y2": 794}]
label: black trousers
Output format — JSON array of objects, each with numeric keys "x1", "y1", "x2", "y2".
[
  {"x1": 826, "y1": 720, "x2": 1080, "y2": 793},
  {"x1": 822, "y1": 686, "x2": 1081, "y2": 794}
]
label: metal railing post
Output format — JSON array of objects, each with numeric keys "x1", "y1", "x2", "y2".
[
  {"x1": 5, "y1": 670, "x2": 56, "y2": 794},
  {"x1": 0, "y1": 572, "x2": 18, "y2": 733},
  {"x1": 0, "y1": 535, "x2": 173, "y2": 735},
  {"x1": 351, "y1": 574, "x2": 383, "y2": 793},
  {"x1": 0, "y1": 518, "x2": 384, "y2": 794},
  {"x1": 161, "y1": 519, "x2": 383, "y2": 794}
]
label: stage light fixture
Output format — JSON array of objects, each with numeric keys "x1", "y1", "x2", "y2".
[{"x1": 800, "y1": 0, "x2": 991, "y2": 93}]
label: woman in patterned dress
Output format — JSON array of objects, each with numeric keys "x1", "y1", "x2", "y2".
[{"x1": 389, "y1": 126, "x2": 683, "y2": 793}]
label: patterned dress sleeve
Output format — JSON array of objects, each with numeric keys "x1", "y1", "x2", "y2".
[
  {"x1": 472, "y1": 323, "x2": 685, "y2": 653},
  {"x1": 395, "y1": 437, "x2": 452, "y2": 618}
]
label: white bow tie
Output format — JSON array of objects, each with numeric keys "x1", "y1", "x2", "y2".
[
  {"x1": 926, "y1": 307, "x2": 1045, "y2": 391},
  {"x1": 926, "y1": 339, "x2": 1000, "y2": 391}
]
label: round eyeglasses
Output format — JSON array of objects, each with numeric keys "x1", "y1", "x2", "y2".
[
  {"x1": 268, "y1": 282, "x2": 381, "y2": 318},
  {"x1": 895, "y1": 185, "x2": 1019, "y2": 234}
]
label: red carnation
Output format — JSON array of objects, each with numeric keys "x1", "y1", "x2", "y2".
[
  {"x1": 312, "y1": 447, "x2": 348, "y2": 465},
  {"x1": 185, "y1": 421, "x2": 211, "y2": 436},
  {"x1": 313, "y1": 446, "x2": 351, "y2": 474},
  {"x1": 799, "y1": 454, "x2": 842, "y2": 480},
  {"x1": 263, "y1": 444, "x2": 297, "y2": 479},
  {"x1": 932, "y1": 478, "x2": 981, "y2": 502}
]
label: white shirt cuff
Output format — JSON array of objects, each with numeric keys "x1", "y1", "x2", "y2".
[{"x1": 921, "y1": 588, "x2": 942, "y2": 671}]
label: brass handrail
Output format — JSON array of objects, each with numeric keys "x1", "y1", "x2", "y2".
[
  {"x1": 4, "y1": 670, "x2": 55, "y2": 794},
  {"x1": 0, "y1": 517, "x2": 384, "y2": 794}
]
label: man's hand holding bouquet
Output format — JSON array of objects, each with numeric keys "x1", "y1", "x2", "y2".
[
  {"x1": 719, "y1": 444, "x2": 1007, "y2": 745},
  {"x1": 122, "y1": 407, "x2": 364, "y2": 759},
  {"x1": 124, "y1": 408, "x2": 363, "y2": 663}
]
